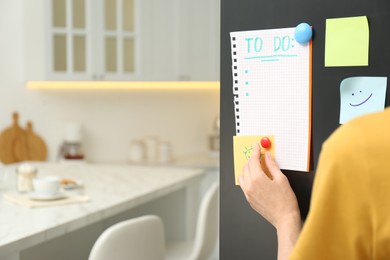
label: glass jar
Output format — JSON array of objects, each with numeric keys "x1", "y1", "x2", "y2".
[{"x1": 16, "y1": 164, "x2": 37, "y2": 193}]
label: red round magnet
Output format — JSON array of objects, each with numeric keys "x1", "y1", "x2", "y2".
[{"x1": 260, "y1": 137, "x2": 271, "y2": 148}]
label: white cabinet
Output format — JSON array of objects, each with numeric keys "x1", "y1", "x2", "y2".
[
  {"x1": 24, "y1": 0, "x2": 140, "y2": 81},
  {"x1": 47, "y1": 0, "x2": 90, "y2": 80},
  {"x1": 178, "y1": 0, "x2": 220, "y2": 81},
  {"x1": 47, "y1": 0, "x2": 139, "y2": 81},
  {"x1": 142, "y1": 0, "x2": 220, "y2": 81},
  {"x1": 23, "y1": 0, "x2": 219, "y2": 82}
]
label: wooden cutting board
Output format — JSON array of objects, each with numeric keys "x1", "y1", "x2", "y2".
[
  {"x1": 0, "y1": 112, "x2": 47, "y2": 164},
  {"x1": 0, "y1": 112, "x2": 28, "y2": 164},
  {"x1": 26, "y1": 121, "x2": 47, "y2": 161}
]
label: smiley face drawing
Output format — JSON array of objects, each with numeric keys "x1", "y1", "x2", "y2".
[
  {"x1": 339, "y1": 77, "x2": 387, "y2": 124},
  {"x1": 349, "y1": 90, "x2": 373, "y2": 107}
]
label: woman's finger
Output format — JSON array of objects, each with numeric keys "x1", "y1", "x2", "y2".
[
  {"x1": 264, "y1": 151, "x2": 283, "y2": 178},
  {"x1": 248, "y1": 143, "x2": 263, "y2": 177}
]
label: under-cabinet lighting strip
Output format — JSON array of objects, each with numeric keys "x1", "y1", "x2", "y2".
[{"x1": 26, "y1": 81, "x2": 220, "y2": 90}]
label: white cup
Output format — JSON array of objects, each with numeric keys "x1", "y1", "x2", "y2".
[{"x1": 32, "y1": 176, "x2": 60, "y2": 196}]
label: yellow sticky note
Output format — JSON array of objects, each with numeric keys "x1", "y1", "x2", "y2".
[
  {"x1": 325, "y1": 16, "x2": 369, "y2": 67},
  {"x1": 233, "y1": 135, "x2": 275, "y2": 185}
]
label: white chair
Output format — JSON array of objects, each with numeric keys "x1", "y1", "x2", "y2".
[
  {"x1": 88, "y1": 215, "x2": 166, "y2": 260},
  {"x1": 166, "y1": 181, "x2": 219, "y2": 260},
  {"x1": 89, "y1": 182, "x2": 219, "y2": 260}
]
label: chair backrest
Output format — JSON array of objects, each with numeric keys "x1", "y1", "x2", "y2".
[
  {"x1": 189, "y1": 182, "x2": 219, "y2": 260},
  {"x1": 88, "y1": 215, "x2": 165, "y2": 260}
]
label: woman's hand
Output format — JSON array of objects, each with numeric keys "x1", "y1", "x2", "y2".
[
  {"x1": 239, "y1": 143, "x2": 302, "y2": 259},
  {"x1": 238, "y1": 143, "x2": 301, "y2": 230}
]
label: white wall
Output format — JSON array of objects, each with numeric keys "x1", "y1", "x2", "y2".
[{"x1": 0, "y1": 0, "x2": 220, "y2": 164}]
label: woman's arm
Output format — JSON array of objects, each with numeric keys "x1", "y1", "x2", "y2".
[{"x1": 238, "y1": 143, "x2": 302, "y2": 260}]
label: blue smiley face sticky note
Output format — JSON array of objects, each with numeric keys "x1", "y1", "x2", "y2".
[{"x1": 340, "y1": 77, "x2": 387, "y2": 124}]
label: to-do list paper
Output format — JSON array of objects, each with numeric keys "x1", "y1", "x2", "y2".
[{"x1": 230, "y1": 27, "x2": 312, "y2": 172}]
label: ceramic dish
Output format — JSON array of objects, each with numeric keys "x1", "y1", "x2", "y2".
[
  {"x1": 29, "y1": 192, "x2": 67, "y2": 201},
  {"x1": 60, "y1": 179, "x2": 83, "y2": 190}
]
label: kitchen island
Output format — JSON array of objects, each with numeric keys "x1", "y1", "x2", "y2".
[{"x1": 0, "y1": 163, "x2": 204, "y2": 260}]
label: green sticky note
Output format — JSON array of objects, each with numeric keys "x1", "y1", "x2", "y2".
[{"x1": 325, "y1": 16, "x2": 369, "y2": 67}]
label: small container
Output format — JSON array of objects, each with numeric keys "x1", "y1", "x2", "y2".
[
  {"x1": 208, "y1": 115, "x2": 220, "y2": 152},
  {"x1": 144, "y1": 136, "x2": 159, "y2": 163},
  {"x1": 158, "y1": 142, "x2": 172, "y2": 164},
  {"x1": 209, "y1": 134, "x2": 220, "y2": 151},
  {"x1": 16, "y1": 164, "x2": 37, "y2": 193},
  {"x1": 129, "y1": 140, "x2": 145, "y2": 164}
]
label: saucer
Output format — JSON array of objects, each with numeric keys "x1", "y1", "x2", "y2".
[{"x1": 29, "y1": 192, "x2": 67, "y2": 201}]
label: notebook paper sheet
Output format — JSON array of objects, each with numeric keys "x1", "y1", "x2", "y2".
[{"x1": 230, "y1": 27, "x2": 312, "y2": 172}]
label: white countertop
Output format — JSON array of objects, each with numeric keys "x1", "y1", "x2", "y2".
[
  {"x1": 172, "y1": 154, "x2": 219, "y2": 169},
  {"x1": 0, "y1": 163, "x2": 205, "y2": 258}
]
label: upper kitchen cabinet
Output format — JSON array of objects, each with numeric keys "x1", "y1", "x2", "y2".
[
  {"x1": 50, "y1": 0, "x2": 138, "y2": 81},
  {"x1": 143, "y1": 0, "x2": 220, "y2": 81},
  {"x1": 23, "y1": 0, "x2": 220, "y2": 82}
]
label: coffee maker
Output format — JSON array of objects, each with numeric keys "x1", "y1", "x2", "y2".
[{"x1": 59, "y1": 123, "x2": 85, "y2": 161}]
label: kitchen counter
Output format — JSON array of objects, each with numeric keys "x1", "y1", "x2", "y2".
[
  {"x1": 171, "y1": 154, "x2": 219, "y2": 169},
  {"x1": 0, "y1": 163, "x2": 205, "y2": 259}
]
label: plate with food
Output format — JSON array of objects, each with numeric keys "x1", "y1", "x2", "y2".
[{"x1": 60, "y1": 178, "x2": 83, "y2": 190}]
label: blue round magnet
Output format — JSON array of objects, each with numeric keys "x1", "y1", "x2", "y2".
[{"x1": 294, "y1": 23, "x2": 312, "y2": 44}]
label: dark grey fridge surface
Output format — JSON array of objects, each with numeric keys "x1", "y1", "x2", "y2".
[{"x1": 220, "y1": 0, "x2": 390, "y2": 259}]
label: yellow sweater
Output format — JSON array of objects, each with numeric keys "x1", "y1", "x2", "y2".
[{"x1": 290, "y1": 108, "x2": 390, "y2": 259}]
